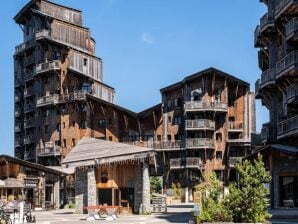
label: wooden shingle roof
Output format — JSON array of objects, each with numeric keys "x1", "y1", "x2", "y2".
[{"x1": 62, "y1": 137, "x2": 155, "y2": 167}]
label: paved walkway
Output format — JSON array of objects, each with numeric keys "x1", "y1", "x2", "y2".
[{"x1": 34, "y1": 205, "x2": 194, "y2": 224}]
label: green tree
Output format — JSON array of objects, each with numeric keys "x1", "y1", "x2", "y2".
[
  {"x1": 224, "y1": 154, "x2": 272, "y2": 223},
  {"x1": 196, "y1": 172, "x2": 232, "y2": 222},
  {"x1": 150, "y1": 176, "x2": 162, "y2": 194}
]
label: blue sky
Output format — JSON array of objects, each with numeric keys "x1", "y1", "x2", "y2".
[{"x1": 0, "y1": 0, "x2": 268, "y2": 155}]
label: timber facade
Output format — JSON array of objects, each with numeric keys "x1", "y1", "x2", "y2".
[{"x1": 254, "y1": 0, "x2": 298, "y2": 208}]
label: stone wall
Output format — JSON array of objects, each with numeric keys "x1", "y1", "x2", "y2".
[
  {"x1": 134, "y1": 164, "x2": 142, "y2": 213},
  {"x1": 75, "y1": 169, "x2": 88, "y2": 213}
]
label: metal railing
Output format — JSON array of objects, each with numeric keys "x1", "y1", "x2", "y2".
[
  {"x1": 186, "y1": 138, "x2": 215, "y2": 149},
  {"x1": 286, "y1": 17, "x2": 298, "y2": 38},
  {"x1": 185, "y1": 119, "x2": 215, "y2": 130},
  {"x1": 37, "y1": 146, "x2": 62, "y2": 157},
  {"x1": 185, "y1": 101, "x2": 228, "y2": 111},
  {"x1": 277, "y1": 115, "x2": 298, "y2": 137},
  {"x1": 170, "y1": 157, "x2": 203, "y2": 169},
  {"x1": 228, "y1": 122, "x2": 243, "y2": 130},
  {"x1": 260, "y1": 11, "x2": 275, "y2": 32},
  {"x1": 24, "y1": 103, "x2": 36, "y2": 113},
  {"x1": 260, "y1": 68, "x2": 275, "y2": 87},
  {"x1": 275, "y1": 51, "x2": 298, "y2": 78},
  {"x1": 24, "y1": 135, "x2": 35, "y2": 145},
  {"x1": 15, "y1": 39, "x2": 35, "y2": 54},
  {"x1": 35, "y1": 60, "x2": 60, "y2": 74},
  {"x1": 286, "y1": 83, "x2": 298, "y2": 102},
  {"x1": 36, "y1": 91, "x2": 87, "y2": 107},
  {"x1": 228, "y1": 157, "x2": 243, "y2": 168}
]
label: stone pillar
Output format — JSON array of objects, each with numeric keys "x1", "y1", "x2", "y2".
[
  {"x1": 53, "y1": 177, "x2": 60, "y2": 209},
  {"x1": 75, "y1": 169, "x2": 88, "y2": 213},
  {"x1": 87, "y1": 168, "x2": 97, "y2": 206},
  {"x1": 142, "y1": 162, "x2": 150, "y2": 214},
  {"x1": 134, "y1": 164, "x2": 142, "y2": 213}
]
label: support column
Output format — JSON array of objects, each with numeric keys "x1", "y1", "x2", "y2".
[
  {"x1": 53, "y1": 176, "x2": 60, "y2": 209},
  {"x1": 134, "y1": 165, "x2": 142, "y2": 214},
  {"x1": 75, "y1": 169, "x2": 88, "y2": 213},
  {"x1": 87, "y1": 168, "x2": 97, "y2": 206},
  {"x1": 142, "y1": 162, "x2": 151, "y2": 214}
]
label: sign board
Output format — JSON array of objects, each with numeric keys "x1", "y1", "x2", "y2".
[
  {"x1": 193, "y1": 191, "x2": 202, "y2": 217},
  {"x1": 193, "y1": 203, "x2": 200, "y2": 216},
  {"x1": 24, "y1": 179, "x2": 39, "y2": 188}
]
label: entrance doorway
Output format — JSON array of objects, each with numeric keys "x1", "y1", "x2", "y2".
[{"x1": 280, "y1": 176, "x2": 298, "y2": 207}]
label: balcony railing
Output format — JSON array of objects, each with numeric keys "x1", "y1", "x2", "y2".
[
  {"x1": 24, "y1": 135, "x2": 35, "y2": 145},
  {"x1": 255, "y1": 79, "x2": 261, "y2": 97},
  {"x1": 275, "y1": 0, "x2": 297, "y2": 18},
  {"x1": 286, "y1": 17, "x2": 298, "y2": 40},
  {"x1": 227, "y1": 137, "x2": 250, "y2": 143},
  {"x1": 228, "y1": 122, "x2": 243, "y2": 131},
  {"x1": 260, "y1": 68, "x2": 276, "y2": 87},
  {"x1": 186, "y1": 138, "x2": 215, "y2": 149},
  {"x1": 23, "y1": 72, "x2": 34, "y2": 82},
  {"x1": 15, "y1": 39, "x2": 35, "y2": 54},
  {"x1": 37, "y1": 146, "x2": 62, "y2": 157},
  {"x1": 35, "y1": 60, "x2": 60, "y2": 74},
  {"x1": 185, "y1": 119, "x2": 215, "y2": 130},
  {"x1": 277, "y1": 115, "x2": 298, "y2": 138},
  {"x1": 185, "y1": 101, "x2": 228, "y2": 112},
  {"x1": 36, "y1": 91, "x2": 87, "y2": 107},
  {"x1": 275, "y1": 51, "x2": 298, "y2": 78},
  {"x1": 24, "y1": 103, "x2": 36, "y2": 113},
  {"x1": 286, "y1": 83, "x2": 298, "y2": 103},
  {"x1": 24, "y1": 151, "x2": 35, "y2": 160},
  {"x1": 170, "y1": 157, "x2": 203, "y2": 169},
  {"x1": 15, "y1": 78, "x2": 23, "y2": 87},
  {"x1": 24, "y1": 88, "x2": 34, "y2": 97},
  {"x1": 261, "y1": 123, "x2": 275, "y2": 143},
  {"x1": 254, "y1": 25, "x2": 263, "y2": 47},
  {"x1": 228, "y1": 157, "x2": 243, "y2": 168},
  {"x1": 24, "y1": 118, "x2": 36, "y2": 128},
  {"x1": 23, "y1": 55, "x2": 35, "y2": 66},
  {"x1": 260, "y1": 11, "x2": 275, "y2": 33}
]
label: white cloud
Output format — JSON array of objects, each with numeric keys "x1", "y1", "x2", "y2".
[{"x1": 141, "y1": 32, "x2": 154, "y2": 44}]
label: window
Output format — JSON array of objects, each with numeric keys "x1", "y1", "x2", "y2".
[
  {"x1": 167, "y1": 116, "x2": 172, "y2": 124},
  {"x1": 63, "y1": 122, "x2": 66, "y2": 128},
  {"x1": 56, "y1": 123, "x2": 61, "y2": 132},
  {"x1": 83, "y1": 58, "x2": 88, "y2": 66},
  {"x1": 157, "y1": 135, "x2": 161, "y2": 141},
  {"x1": 72, "y1": 138, "x2": 76, "y2": 147},
  {"x1": 215, "y1": 170, "x2": 224, "y2": 181},
  {"x1": 108, "y1": 136, "x2": 112, "y2": 141},
  {"x1": 174, "y1": 98, "x2": 181, "y2": 107},
  {"x1": 167, "y1": 99, "x2": 172, "y2": 108},
  {"x1": 55, "y1": 140, "x2": 61, "y2": 146},
  {"x1": 98, "y1": 119, "x2": 106, "y2": 128},
  {"x1": 72, "y1": 121, "x2": 76, "y2": 127},
  {"x1": 108, "y1": 119, "x2": 112, "y2": 125},
  {"x1": 46, "y1": 109, "x2": 51, "y2": 117},
  {"x1": 174, "y1": 116, "x2": 181, "y2": 125},
  {"x1": 81, "y1": 121, "x2": 87, "y2": 129},
  {"x1": 167, "y1": 135, "x2": 171, "y2": 141},
  {"x1": 216, "y1": 133, "x2": 222, "y2": 141},
  {"x1": 81, "y1": 104, "x2": 88, "y2": 112},
  {"x1": 63, "y1": 139, "x2": 67, "y2": 148},
  {"x1": 45, "y1": 125, "x2": 49, "y2": 133},
  {"x1": 216, "y1": 151, "x2": 222, "y2": 160},
  {"x1": 228, "y1": 93, "x2": 236, "y2": 107},
  {"x1": 215, "y1": 89, "x2": 222, "y2": 102}
]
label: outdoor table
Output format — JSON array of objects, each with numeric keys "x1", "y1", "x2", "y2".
[{"x1": 84, "y1": 206, "x2": 120, "y2": 221}]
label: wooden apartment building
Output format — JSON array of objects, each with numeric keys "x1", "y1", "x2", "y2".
[
  {"x1": 254, "y1": 0, "x2": 298, "y2": 208},
  {"x1": 13, "y1": 0, "x2": 256, "y2": 206}
]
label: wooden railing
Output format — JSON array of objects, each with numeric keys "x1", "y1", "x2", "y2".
[
  {"x1": 277, "y1": 115, "x2": 298, "y2": 137},
  {"x1": 286, "y1": 17, "x2": 298, "y2": 37},
  {"x1": 276, "y1": 50, "x2": 298, "y2": 78},
  {"x1": 24, "y1": 87, "x2": 34, "y2": 97},
  {"x1": 286, "y1": 83, "x2": 298, "y2": 102},
  {"x1": 185, "y1": 119, "x2": 215, "y2": 130},
  {"x1": 260, "y1": 11, "x2": 275, "y2": 32},
  {"x1": 261, "y1": 123, "x2": 275, "y2": 142},
  {"x1": 228, "y1": 122, "x2": 243, "y2": 130},
  {"x1": 37, "y1": 146, "x2": 62, "y2": 157},
  {"x1": 275, "y1": 0, "x2": 294, "y2": 18},
  {"x1": 122, "y1": 140, "x2": 182, "y2": 150},
  {"x1": 23, "y1": 55, "x2": 35, "y2": 66},
  {"x1": 35, "y1": 60, "x2": 60, "y2": 74},
  {"x1": 24, "y1": 118, "x2": 36, "y2": 128},
  {"x1": 260, "y1": 68, "x2": 275, "y2": 87},
  {"x1": 186, "y1": 138, "x2": 215, "y2": 149},
  {"x1": 15, "y1": 39, "x2": 35, "y2": 54},
  {"x1": 185, "y1": 101, "x2": 227, "y2": 111},
  {"x1": 24, "y1": 135, "x2": 35, "y2": 145},
  {"x1": 170, "y1": 157, "x2": 203, "y2": 169},
  {"x1": 24, "y1": 103, "x2": 36, "y2": 113}
]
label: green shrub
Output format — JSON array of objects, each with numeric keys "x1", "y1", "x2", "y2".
[{"x1": 7, "y1": 195, "x2": 14, "y2": 202}]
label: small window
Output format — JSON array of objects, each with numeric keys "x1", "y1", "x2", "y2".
[
  {"x1": 45, "y1": 125, "x2": 49, "y2": 133},
  {"x1": 81, "y1": 104, "x2": 87, "y2": 112},
  {"x1": 216, "y1": 151, "x2": 222, "y2": 160},
  {"x1": 215, "y1": 170, "x2": 224, "y2": 181},
  {"x1": 98, "y1": 119, "x2": 106, "y2": 128},
  {"x1": 72, "y1": 138, "x2": 76, "y2": 147},
  {"x1": 157, "y1": 135, "x2": 162, "y2": 141},
  {"x1": 72, "y1": 121, "x2": 76, "y2": 127},
  {"x1": 174, "y1": 116, "x2": 181, "y2": 125},
  {"x1": 63, "y1": 122, "x2": 66, "y2": 128},
  {"x1": 108, "y1": 119, "x2": 112, "y2": 125},
  {"x1": 167, "y1": 135, "x2": 171, "y2": 141},
  {"x1": 167, "y1": 99, "x2": 172, "y2": 108},
  {"x1": 81, "y1": 121, "x2": 87, "y2": 129},
  {"x1": 108, "y1": 136, "x2": 112, "y2": 141},
  {"x1": 174, "y1": 98, "x2": 181, "y2": 107},
  {"x1": 168, "y1": 116, "x2": 172, "y2": 124},
  {"x1": 83, "y1": 58, "x2": 88, "y2": 66},
  {"x1": 56, "y1": 123, "x2": 61, "y2": 132},
  {"x1": 55, "y1": 140, "x2": 61, "y2": 146},
  {"x1": 63, "y1": 139, "x2": 67, "y2": 148},
  {"x1": 216, "y1": 133, "x2": 222, "y2": 141}
]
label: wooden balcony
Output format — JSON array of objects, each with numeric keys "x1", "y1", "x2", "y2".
[
  {"x1": 23, "y1": 55, "x2": 35, "y2": 66},
  {"x1": 260, "y1": 11, "x2": 275, "y2": 34},
  {"x1": 24, "y1": 118, "x2": 36, "y2": 128},
  {"x1": 37, "y1": 143, "x2": 62, "y2": 157},
  {"x1": 286, "y1": 18, "x2": 298, "y2": 42},
  {"x1": 186, "y1": 138, "x2": 215, "y2": 149},
  {"x1": 36, "y1": 90, "x2": 87, "y2": 107},
  {"x1": 24, "y1": 103, "x2": 36, "y2": 113},
  {"x1": 35, "y1": 60, "x2": 60, "y2": 75},
  {"x1": 15, "y1": 39, "x2": 35, "y2": 55},
  {"x1": 228, "y1": 122, "x2": 243, "y2": 132},
  {"x1": 275, "y1": 0, "x2": 298, "y2": 19},
  {"x1": 261, "y1": 122, "x2": 275, "y2": 143},
  {"x1": 170, "y1": 157, "x2": 203, "y2": 169},
  {"x1": 254, "y1": 25, "x2": 264, "y2": 48},
  {"x1": 275, "y1": 51, "x2": 298, "y2": 79},
  {"x1": 227, "y1": 137, "x2": 250, "y2": 145},
  {"x1": 228, "y1": 157, "x2": 243, "y2": 168},
  {"x1": 23, "y1": 72, "x2": 34, "y2": 82},
  {"x1": 277, "y1": 115, "x2": 298, "y2": 139},
  {"x1": 122, "y1": 140, "x2": 183, "y2": 151},
  {"x1": 185, "y1": 119, "x2": 215, "y2": 131},
  {"x1": 24, "y1": 88, "x2": 35, "y2": 97},
  {"x1": 286, "y1": 83, "x2": 298, "y2": 104},
  {"x1": 184, "y1": 101, "x2": 227, "y2": 112},
  {"x1": 24, "y1": 135, "x2": 35, "y2": 145},
  {"x1": 260, "y1": 68, "x2": 276, "y2": 88}
]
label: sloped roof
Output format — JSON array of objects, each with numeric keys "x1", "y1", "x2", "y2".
[
  {"x1": 246, "y1": 144, "x2": 298, "y2": 159},
  {"x1": 62, "y1": 137, "x2": 155, "y2": 167},
  {"x1": 0, "y1": 178, "x2": 24, "y2": 189}
]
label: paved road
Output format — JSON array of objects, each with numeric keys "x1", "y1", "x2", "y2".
[
  {"x1": 270, "y1": 220, "x2": 298, "y2": 224},
  {"x1": 34, "y1": 205, "x2": 194, "y2": 224}
]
